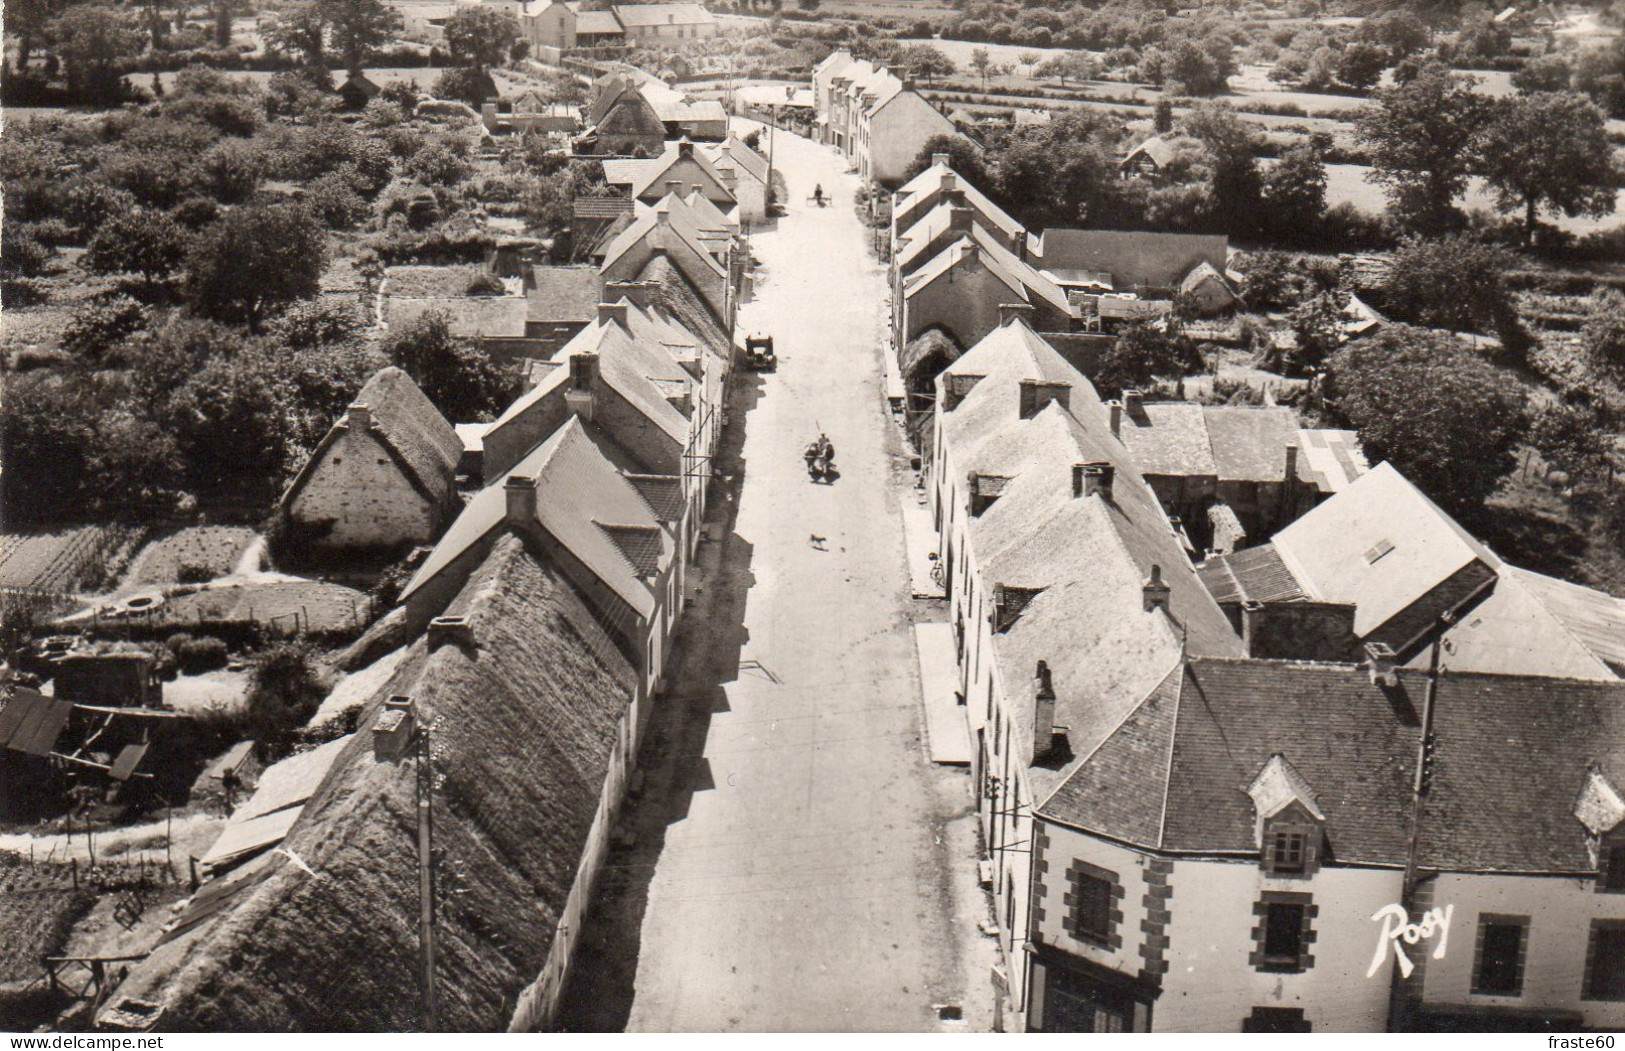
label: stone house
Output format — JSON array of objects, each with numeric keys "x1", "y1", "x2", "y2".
[
  {"x1": 1178, "y1": 259, "x2": 1237, "y2": 315},
  {"x1": 598, "y1": 194, "x2": 737, "y2": 330},
  {"x1": 630, "y1": 139, "x2": 737, "y2": 211},
  {"x1": 278, "y1": 367, "x2": 462, "y2": 555},
  {"x1": 702, "y1": 134, "x2": 771, "y2": 223},
  {"x1": 584, "y1": 83, "x2": 666, "y2": 157},
  {"x1": 891, "y1": 157, "x2": 1023, "y2": 256}
]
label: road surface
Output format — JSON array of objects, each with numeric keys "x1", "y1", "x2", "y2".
[{"x1": 558, "y1": 126, "x2": 993, "y2": 1032}]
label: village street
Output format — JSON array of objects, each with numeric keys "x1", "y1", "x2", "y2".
[{"x1": 558, "y1": 127, "x2": 993, "y2": 1032}]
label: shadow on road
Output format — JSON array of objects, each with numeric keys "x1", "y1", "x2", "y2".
[{"x1": 553, "y1": 368, "x2": 765, "y2": 1032}]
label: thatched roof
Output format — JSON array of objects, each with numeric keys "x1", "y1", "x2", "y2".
[{"x1": 106, "y1": 534, "x2": 636, "y2": 1032}]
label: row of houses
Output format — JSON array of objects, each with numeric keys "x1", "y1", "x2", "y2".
[
  {"x1": 101, "y1": 129, "x2": 750, "y2": 1031},
  {"x1": 886, "y1": 155, "x2": 1240, "y2": 428},
  {"x1": 925, "y1": 313, "x2": 1625, "y2": 1032},
  {"x1": 577, "y1": 71, "x2": 730, "y2": 155},
  {"x1": 811, "y1": 50, "x2": 957, "y2": 186},
  {"x1": 399, "y1": 0, "x2": 717, "y2": 50}
]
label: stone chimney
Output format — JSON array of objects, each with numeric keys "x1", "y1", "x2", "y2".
[
  {"x1": 1123, "y1": 388, "x2": 1145, "y2": 419},
  {"x1": 939, "y1": 169, "x2": 957, "y2": 194},
  {"x1": 678, "y1": 138, "x2": 694, "y2": 158},
  {"x1": 1031, "y1": 660, "x2": 1057, "y2": 762},
  {"x1": 999, "y1": 302, "x2": 1036, "y2": 328},
  {"x1": 665, "y1": 178, "x2": 683, "y2": 197},
  {"x1": 1017, "y1": 379, "x2": 1070, "y2": 420},
  {"x1": 372, "y1": 695, "x2": 416, "y2": 761},
  {"x1": 932, "y1": 151, "x2": 951, "y2": 167},
  {"x1": 1073, "y1": 461, "x2": 1114, "y2": 500},
  {"x1": 604, "y1": 280, "x2": 652, "y2": 309},
  {"x1": 1284, "y1": 442, "x2": 1299, "y2": 482},
  {"x1": 505, "y1": 474, "x2": 538, "y2": 525},
  {"x1": 598, "y1": 300, "x2": 629, "y2": 328},
  {"x1": 347, "y1": 403, "x2": 373, "y2": 431},
  {"x1": 1365, "y1": 641, "x2": 1399, "y2": 687},
  {"x1": 948, "y1": 204, "x2": 974, "y2": 235},
  {"x1": 566, "y1": 353, "x2": 598, "y2": 419},
  {"x1": 1143, "y1": 564, "x2": 1171, "y2": 613},
  {"x1": 1108, "y1": 400, "x2": 1123, "y2": 437},
  {"x1": 427, "y1": 616, "x2": 472, "y2": 648},
  {"x1": 655, "y1": 204, "x2": 672, "y2": 226}
]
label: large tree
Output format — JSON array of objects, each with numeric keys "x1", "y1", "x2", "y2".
[
  {"x1": 187, "y1": 203, "x2": 327, "y2": 331},
  {"x1": 1379, "y1": 236, "x2": 1525, "y2": 356},
  {"x1": 1476, "y1": 92, "x2": 1617, "y2": 244},
  {"x1": 263, "y1": 0, "x2": 329, "y2": 85},
  {"x1": 84, "y1": 209, "x2": 191, "y2": 292},
  {"x1": 1356, "y1": 59, "x2": 1483, "y2": 234},
  {"x1": 49, "y1": 4, "x2": 144, "y2": 105},
  {"x1": 317, "y1": 0, "x2": 401, "y2": 78},
  {"x1": 443, "y1": 6, "x2": 518, "y2": 69},
  {"x1": 381, "y1": 311, "x2": 515, "y2": 422},
  {"x1": 1261, "y1": 136, "x2": 1327, "y2": 238},
  {"x1": 1181, "y1": 103, "x2": 1263, "y2": 234},
  {"x1": 1328, "y1": 324, "x2": 1527, "y2": 516}
]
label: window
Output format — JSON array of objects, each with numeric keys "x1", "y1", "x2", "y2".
[
  {"x1": 1243, "y1": 1007, "x2": 1311, "y2": 1033},
  {"x1": 1600, "y1": 842, "x2": 1625, "y2": 893},
  {"x1": 1472, "y1": 915, "x2": 1528, "y2": 996},
  {"x1": 1251, "y1": 892, "x2": 1316, "y2": 973},
  {"x1": 1062, "y1": 860, "x2": 1121, "y2": 949},
  {"x1": 1271, "y1": 831, "x2": 1306, "y2": 874},
  {"x1": 1584, "y1": 921, "x2": 1625, "y2": 1001}
]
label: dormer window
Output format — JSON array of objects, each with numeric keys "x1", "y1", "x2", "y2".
[
  {"x1": 1248, "y1": 754, "x2": 1326, "y2": 879},
  {"x1": 1575, "y1": 768, "x2": 1625, "y2": 893}
]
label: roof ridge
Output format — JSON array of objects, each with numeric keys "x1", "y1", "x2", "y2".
[{"x1": 1154, "y1": 656, "x2": 1185, "y2": 851}]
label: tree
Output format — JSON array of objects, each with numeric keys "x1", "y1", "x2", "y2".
[
  {"x1": 1092, "y1": 323, "x2": 1198, "y2": 399},
  {"x1": 61, "y1": 294, "x2": 149, "y2": 363},
  {"x1": 970, "y1": 46, "x2": 992, "y2": 89},
  {"x1": 1035, "y1": 50, "x2": 1094, "y2": 86},
  {"x1": 903, "y1": 133, "x2": 990, "y2": 187},
  {"x1": 382, "y1": 311, "x2": 516, "y2": 422},
  {"x1": 1335, "y1": 41, "x2": 1389, "y2": 93},
  {"x1": 1476, "y1": 92, "x2": 1617, "y2": 244},
  {"x1": 900, "y1": 43, "x2": 955, "y2": 85},
  {"x1": 1163, "y1": 38, "x2": 1228, "y2": 96},
  {"x1": 996, "y1": 113, "x2": 1127, "y2": 227},
  {"x1": 245, "y1": 641, "x2": 327, "y2": 751},
  {"x1": 187, "y1": 204, "x2": 327, "y2": 331},
  {"x1": 165, "y1": 345, "x2": 294, "y2": 493},
  {"x1": 1261, "y1": 138, "x2": 1328, "y2": 240},
  {"x1": 1380, "y1": 236, "x2": 1523, "y2": 353},
  {"x1": 1359, "y1": 9, "x2": 1428, "y2": 63},
  {"x1": 1284, "y1": 289, "x2": 1346, "y2": 375},
  {"x1": 443, "y1": 6, "x2": 518, "y2": 69},
  {"x1": 1580, "y1": 290, "x2": 1625, "y2": 374},
  {"x1": 1181, "y1": 104, "x2": 1263, "y2": 233},
  {"x1": 1328, "y1": 325, "x2": 1527, "y2": 516},
  {"x1": 1574, "y1": 41, "x2": 1625, "y2": 117},
  {"x1": 84, "y1": 210, "x2": 191, "y2": 292},
  {"x1": 1513, "y1": 53, "x2": 1573, "y2": 94},
  {"x1": 205, "y1": 0, "x2": 246, "y2": 46},
  {"x1": 317, "y1": 0, "x2": 401, "y2": 78},
  {"x1": 49, "y1": 5, "x2": 144, "y2": 105},
  {"x1": 8, "y1": 0, "x2": 72, "y2": 69},
  {"x1": 1153, "y1": 97, "x2": 1173, "y2": 134},
  {"x1": 1356, "y1": 60, "x2": 1483, "y2": 234},
  {"x1": 432, "y1": 65, "x2": 498, "y2": 107},
  {"x1": 263, "y1": 1, "x2": 329, "y2": 86}
]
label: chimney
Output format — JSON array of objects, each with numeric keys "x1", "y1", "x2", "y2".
[
  {"x1": 655, "y1": 204, "x2": 672, "y2": 226},
  {"x1": 598, "y1": 300, "x2": 630, "y2": 328},
  {"x1": 1123, "y1": 388, "x2": 1145, "y2": 419},
  {"x1": 1143, "y1": 564, "x2": 1171, "y2": 613},
  {"x1": 998, "y1": 302, "x2": 1035, "y2": 328},
  {"x1": 372, "y1": 695, "x2": 416, "y2": 762},
  {"x1": 948, "y1": 204, "x2": 974, "y2": 235},
  {"x1": 1031, "y1": 660, "x2": 1057, "y2": 762},
  {"x1": 347, "y1": 403, "x2": 373, "y2": 430},
  {"x1": 939, "y1": 169, "x2": 957, "y2": 194},
  {"x1": 1017, "y1": 379, "x2": 1070, "y2": 420},
  {"x1": 427, "y1": 616, "x2": 472, "y2": 648},
  {"x1": 604, "y1": 280, "x2": 651, "y2": 309},
  {"x1": 1284, "y1": 442, "x2": 1299, "y2": 483},
  {"x1": 504, "y1": 474, "x2": 538, "y2": 525},
  {"x1": 1073, "y1": 461, "x2": 1114, "y2": 500},
  {"x1": 569, "y1": 351, "x2": 598, "y2": 391},
  {"x1": 1108, "y1": 400, "x2": 1123, "y2": 437},
  {"x1": 960, "y1": 242, "x2": 978, "y2": 267},
  {"x1": 677, "y1": 138, "x2": 694, "y2": 158},
  {"x1": 1365, "y1": 641, "x2": 1399, "y2": 687},
  {"x1": 932, "y1": 151, "x2": 951, "y2": 168},
  {"x1": 665, "y1": 178, "x2": 683, "y2": 197}
]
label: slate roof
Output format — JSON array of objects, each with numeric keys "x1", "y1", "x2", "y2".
[
  {"x1": 630, "y1": 141, "x2": 735, "y2": 204},
  {"x1": 702, "y1": 135, "x2": 770, "y2": 185},
  {"x1": 1026, "y1": 229, "x2": 1228, "y2": 293},
  {"x1": 1296, "y1": 426, "x2": 1369, "y2": 493},
  {"x1": 1046, "y1": 657, "x2": 1625, "y2": 874},
  {"x1": 527, "y1": 266, "x2": 602, "y2": 323},
  {"x1": 637, "y1": 252, "x2": 730, "y2": 356},
  {"x1": 611, "y1": 2, "x2": 714, "y2": 27},
  {"x1": 938, "y1": 321, "x2": 1243, "y2": 804},
  {"x1": 892, "y1": 163, "x2": 1022, "y2": 246},
  {"x1": 573, "y1": 195, "x2": 635, "y2": 220},
  {"x1": 1196, "y1": 544, "x2": 1307, "y2": 606},
  {"x1": 108, "y1": 532, "x2": 638, "y2": 1031},
  {"x1": 598, "y1": 159, "x2": 646, "y2": 187},
  {"x1": 399, "y1": 417, "x2": 669, "y2": 619},
  {"x1": 576, "y1": 9, "x2": 623, "y2": 33},
  {"x1": 904, "y1": 225, "x2": 1072, "y2": 319},
  {"x1": 600, "y1": 195, "x2": 727, "y2": 281}
]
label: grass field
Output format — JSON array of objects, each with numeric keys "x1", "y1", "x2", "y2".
[
  {"x1": 120, "y1": 527, "x2": 259, "y2": 593},
  {"x1": 1312, "y1": 162, "x2": 1625, "y2": 234}
]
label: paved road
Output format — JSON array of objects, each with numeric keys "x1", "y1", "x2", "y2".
[{"x1": 558, "y1": 127, "x2": 991, "y2": 1032}]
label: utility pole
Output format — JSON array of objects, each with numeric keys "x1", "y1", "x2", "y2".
[
  {"x1": 1388, "y1": 627, "x2": 1444, "y2": 1032},
  {"x1": 416, "y1": 724, "x2": 437, "y2": 1033},
  {"x1": 765, "y1": 120, "x2": 776, "y2": 213}
]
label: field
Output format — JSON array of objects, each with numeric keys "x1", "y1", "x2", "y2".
[
  {"x1": 0, "y1": 528, "x2": 117, "y2": 595},
  {"x1": 0, "y1": 855, "x2": 94, "y2": 985},
  {"x1": 119, "y1": 526, "x2": 259, "y2": 593},
  {"x1": 1312, "y1": 162, "x2": 1625, "y2": 234}
]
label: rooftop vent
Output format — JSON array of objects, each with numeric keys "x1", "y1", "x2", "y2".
[{"x1": 1143, "y1": 564, "x2": 1171, "y2": 613}]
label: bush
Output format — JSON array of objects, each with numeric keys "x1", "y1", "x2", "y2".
[
  {"x1": 177, "y1": 635, "x2": 229, "y2": 673},
  {"x1": 177, "y1": 562, "x2": 216, "y2": 583},
  {"x1": 464, "y1": 270, "x2": 504, "y2": 295},
  {"x1": 165, "y1": 632, "x2": 195, "y2": 654},
  {"x1": 62, "y1": 295, "x2": 150, "y2": 364},
  {"x1": 305, "y1": 171, "x2": 372, "y2": 229}
]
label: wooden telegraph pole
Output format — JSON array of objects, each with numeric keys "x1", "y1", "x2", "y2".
[{"x1": 417, "y1": 724, "x2": 437, "y2": 1032}]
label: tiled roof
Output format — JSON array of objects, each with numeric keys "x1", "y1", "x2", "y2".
[
  {"x1": 1196, "y1": 543, "x2": 1306, "y2": 606},
  {"x1": 600, "y1": 523, "x2": 663, "y2": 576},
  {"x1": 599, "y1": 159, "x2": 646, "y2": 187},
  {"x1": 600, "y1": 195, "x2": 726, "y2": 281},
  {"x1": 1046, "y1": 656, "x2": 1625, "y2": 874},
  {"x1": 611, "y1": 2, "x2": 715, "y2": 27},
  {"x1": 702, "y1": 135, "x2": 769, "y2": 185},
  {"x1": 625, "y1": 473, "x2": 685, "y2": 522},
  {"x1": 527, "y1": 265, "x2": 602, "y2": 322},
  {"x1": 400, "y1": 417, "x2": 668, "y2": 618}
]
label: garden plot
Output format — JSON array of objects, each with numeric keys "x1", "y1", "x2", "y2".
[{"x1": 118, "y1": 527, "x2": 259, "y2": 594}]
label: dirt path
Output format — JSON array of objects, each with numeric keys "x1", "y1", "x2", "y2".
[{"x1": 558, "y1": 127, "x2": 991, "y2": 1032}]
